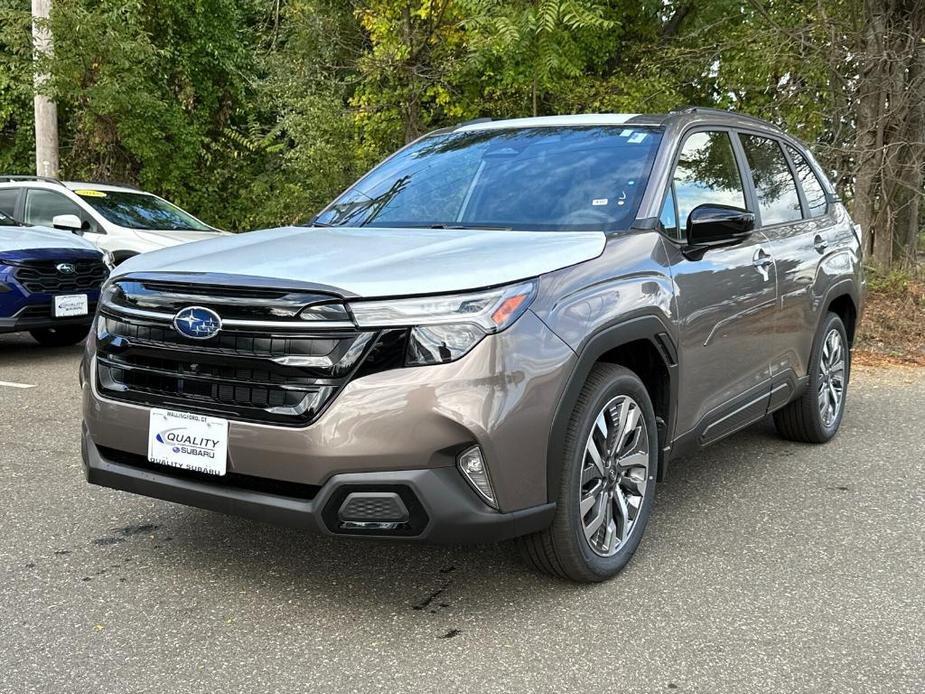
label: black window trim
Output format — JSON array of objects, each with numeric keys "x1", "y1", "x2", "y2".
[
  {"x1": 733, "y1": 129, "x2": 807, "y2": 230},
  {"x1": 656, "y1": 125, "x2": 753, "y2": 244},
  {"x1": 782, "y1": 142, "x2": 831, "y2": 220}
]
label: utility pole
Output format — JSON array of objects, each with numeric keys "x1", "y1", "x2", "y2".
[{"x1": 32, "y1": 0, "x2": 59, "y2": 178}]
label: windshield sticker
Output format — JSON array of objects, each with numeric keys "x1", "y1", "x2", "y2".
[
  {"x1": 74, "y1": 189, "x2": 107, "y2": 197},
  {"x1": 620, "y1": 129, "x2": 633, "y2": 137},
  {"x1": 592, "y1": 198, "x2": 609, "y2": 206},
  {"x1": 628, "y1": 132, "x2": 647, "y2": 144}
]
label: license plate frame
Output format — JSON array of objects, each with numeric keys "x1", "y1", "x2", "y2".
[
  {"x1": 53, "y1": 294, "x2": 89, "y2": 318},
  {"x1": 147, "y1": 408, "x2": 229, "y2": 476}
]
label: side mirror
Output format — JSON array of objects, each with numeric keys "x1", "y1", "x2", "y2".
[
  {"x1": 52, "y1": 214, "x2": 84, "y2": 232},
  {"x1": 686, "y1": 204, "x2": 754, "y2": 248}
]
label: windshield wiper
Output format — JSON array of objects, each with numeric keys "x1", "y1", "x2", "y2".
[{"x1": 408, "y1": 223, "x2": 513, "y2": 231}]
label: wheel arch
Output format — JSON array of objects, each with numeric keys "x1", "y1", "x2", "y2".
[
  {"x1": 825, "y1": 288, "x2": 859, "y2": 346},
  {"x1": 545, "y1": 313, "x2": 679, "y2": 500},
  {"x1": 110, "y1": 250, "x2": 140, "y2": 266}
]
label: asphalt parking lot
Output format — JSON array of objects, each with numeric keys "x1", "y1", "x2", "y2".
[{"x1": 0, "y1": 333, "x2": 922, "y2": 694}]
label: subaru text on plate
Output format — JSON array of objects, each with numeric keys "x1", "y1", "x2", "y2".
[{"x1": 80, "y1": 109, "x2": 863, "y2": 582}]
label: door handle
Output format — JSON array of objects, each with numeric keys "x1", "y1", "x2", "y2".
[
  {"x1": 813, "y1": 234, "x2": 828, "y2": 253},
  {"x1": 752, "y1": 248, "x2": 773, "y2": 280},
  {"x1": 752, "y1": 248, "x2": 773, "y2": 267}
]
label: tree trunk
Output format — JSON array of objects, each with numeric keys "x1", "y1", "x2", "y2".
[
  {"x1": 32, "y1": 0, "x2": 59, "y2": 178},
  {"x1": 895, "y1": 5, "x2": 925, "y2": 268},
  {"x1": 851, "y1": 0, "x2": 886, "y2": 261}
]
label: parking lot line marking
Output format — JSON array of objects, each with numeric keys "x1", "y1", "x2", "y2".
[{"x1": 0, "y1": 380, "x2": 36, "y2": 389}]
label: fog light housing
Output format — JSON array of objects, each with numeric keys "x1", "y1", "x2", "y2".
[{"x1": 457, "y1": 446, "x2": 497, "y2": 509}]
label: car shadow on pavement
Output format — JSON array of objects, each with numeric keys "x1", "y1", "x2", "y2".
[
  {"x1": 0, "y1": 334, "x2": 85, "y2": 362},
  {"x1": 131, "y1": 416, "x2": 788, "y2": 618}
]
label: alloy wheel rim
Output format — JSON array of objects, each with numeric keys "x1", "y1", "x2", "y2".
[
  {"x1": 579, "y1": 395, "x2": 650, "y2": 558},
  {"x1": 818, "y1": 328, "x2": 846, "y2": 428}
]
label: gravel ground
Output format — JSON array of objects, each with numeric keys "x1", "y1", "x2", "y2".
[{"x1": 0, "y1": 333, "x2": 922, "y2": 694}]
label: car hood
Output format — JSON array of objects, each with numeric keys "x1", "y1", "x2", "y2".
[
  {"x1": 0, "y1": 225, "x2": 99, "y2": 254},
  {"x1": 114, "y1": 225, "x2": 607, "y2": 298},
  {"x1": 131, "y1": 229, "x2": 226, "y2": 247}
]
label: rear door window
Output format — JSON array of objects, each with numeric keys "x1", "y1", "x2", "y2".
[
  {"x1": 740, "y1": 135, "x2": 803, "y2": 225},
  {"x1": 0, "y1": 188, "x2": 19, "y2": 218},
  {"x1": 672, "y1": 131, "x2": 747, "y2": 234},
  {"x1": 786, "y1": 146, "x2": 828, "y2": 217}
]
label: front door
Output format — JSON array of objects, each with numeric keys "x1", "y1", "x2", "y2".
[{"x1": 659, "y1": 129, "x2": 778, "y2": 443}]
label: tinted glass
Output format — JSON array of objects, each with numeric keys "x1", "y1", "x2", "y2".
[
  {"x1": 315, "y1": 126, "x2": 662, "y2": 232},
  {"x1": 740, "y1": 135, "x2": 802, "y2": 224},
  {"x1": 0, "y1": 188, "x2": 18, "y2": 217},
  {"x1": 23, "y1": 189, "x2": 83, "y2": 227},
  {"x1": 0, "y1": 210, "x2": 19, "y2": 227},
  {"x1": 75, "y1": 190, "x2": 211, "y2": 231},
  {"x1": 672, "y1": 131, "x2": 746, "y2": 232},
  {"x1": 786, "y1": 146, "x2": 827, "y2": 217}
]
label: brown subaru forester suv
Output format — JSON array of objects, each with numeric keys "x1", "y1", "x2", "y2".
[{"x1": 81, "y1": 109, "x2": 864, "y2": 582}]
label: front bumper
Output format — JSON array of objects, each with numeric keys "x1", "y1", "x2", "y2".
[
  {"x1": 82, "y1": 310, "x2": 576, "y2": 537},
  {"x1": 0, "y1": 304, "x2": 96, "y2": 334},
  {"x1": 82, "y1": 424, "x2": 556, "y2": 543}
]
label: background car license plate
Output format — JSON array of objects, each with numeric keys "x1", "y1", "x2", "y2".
[
  {"x1": 53, "y1": 294, "x2": 88, "y2": 318},
  {"x1": 147, "y1": 409, "x2": 229, "y2": 476}
]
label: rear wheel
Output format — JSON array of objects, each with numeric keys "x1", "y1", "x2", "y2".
[
  {"x1": 518, "y1": 364, "x2": 658, "y2": 582},
  {"x1": 773, "y1": 312, "x2": 849, "y2": 443},
  {"x1": 29, "y1": 325, "x2": 90, "y2": 347}
]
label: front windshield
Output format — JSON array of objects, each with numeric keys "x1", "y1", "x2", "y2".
[
  {"x1": 315, "y1": 126, "x2": 662, "y2": 232},
  {"x1": 74, "y1": 190, "x2": 212, "y2": 231}
]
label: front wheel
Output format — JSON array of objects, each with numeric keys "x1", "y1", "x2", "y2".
[
  {"x1": 29, "y1": 325, "x2": 90, "y2": 347},
  {"x1": 518, "y1": 364, "x2": 658, "y2": 582}
]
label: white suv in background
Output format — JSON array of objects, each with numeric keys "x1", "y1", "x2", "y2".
[{"x1": 0, "y1": 177, "x2": 224, "y2": 264}]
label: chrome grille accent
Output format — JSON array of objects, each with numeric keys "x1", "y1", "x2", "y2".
[{"x1": 95, "y1": 278, "x2": 380, "y2": 426}]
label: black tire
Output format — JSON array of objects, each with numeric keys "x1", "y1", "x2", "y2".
[
  {"x1": 517, "y1": 363, "x2": 658, "y2": 582},
  {"x1": 773, "y1": 312, "x2": 850, "y2": 443},
  {"x1": 29, "y1": 325, "x2": 90, "y2": 347}
]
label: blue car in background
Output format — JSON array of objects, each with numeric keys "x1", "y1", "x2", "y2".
[{"x1": 0, "y1": 210, "x2": 109, "y2": 346}]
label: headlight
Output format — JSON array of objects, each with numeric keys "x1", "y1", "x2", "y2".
[
  {"x1": 102, "y1": 250, "x2": 116, "y2": 270},
  {"x1": 349, "y1": 281, "x2": 536, "y2": 366}
]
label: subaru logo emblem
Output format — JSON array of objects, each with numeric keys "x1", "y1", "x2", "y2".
[
  {"x1": 56, "y1": 263, "x2": 76, "y2": 275},
  {"x1": 173, "y1": 306, "x2": 222, "y2": 340}
]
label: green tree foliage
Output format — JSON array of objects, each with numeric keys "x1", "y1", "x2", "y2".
[
  {"x1": 0, "y1": 0, "x2": 920, "y2": 268},
  {"x1": 0, "y1": 0, "x2": 35, "y2": 172}
]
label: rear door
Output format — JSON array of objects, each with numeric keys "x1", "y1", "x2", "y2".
[
  {"x1": 736, "y1": 133, "x2": 830, "y2": 408},
  {"x1": 661, "y1": 129, "x2": 778, "y2": 444}
]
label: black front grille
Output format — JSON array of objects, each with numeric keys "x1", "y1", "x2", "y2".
[
  {"x1": 94, "y1": 279, "x2": 404, "y2": 427},
  {"x1": 14, "y1": 259, "x2": 108, "y2": 293}
]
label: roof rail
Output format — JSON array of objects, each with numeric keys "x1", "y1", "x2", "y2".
[
  {"x1": 672, "y1": 107, "x2": 782, "y2": 130},
  {"x1": 0, "y1": 175, "x2": 66, "y2": 186}
]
